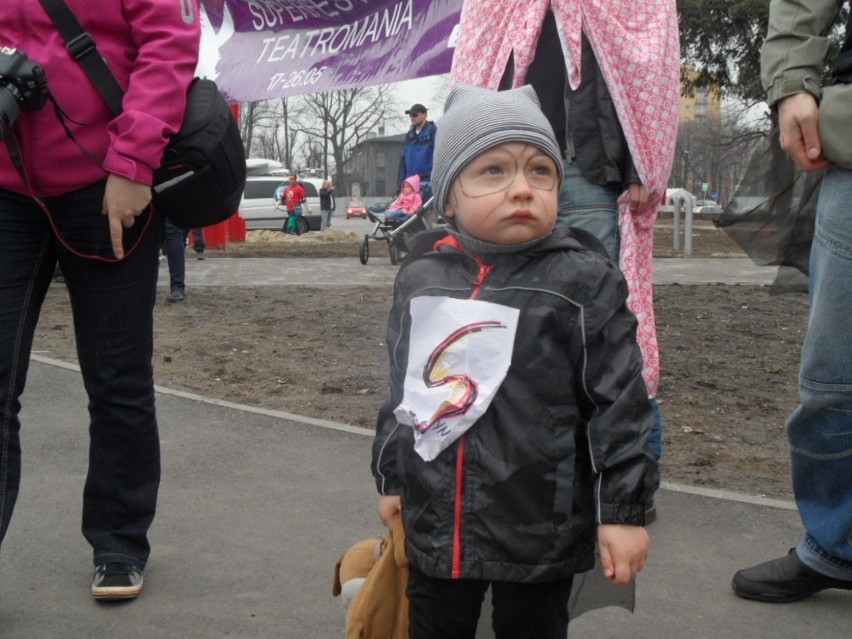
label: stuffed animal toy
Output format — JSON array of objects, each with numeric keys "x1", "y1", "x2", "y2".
[
  {"x1": 332, "y1": 516, "x2": 409, "y2": 639},
  {"x1": 333, "y1": 537, "x2": 383, "y2": 607}
]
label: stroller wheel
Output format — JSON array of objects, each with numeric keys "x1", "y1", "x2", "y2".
[
  {"x1": 359, "y1": 235, "x2": 370, "y2": 265},
  {"x1": 389, "y1": 238, "x2": 401, "y2": 265}
]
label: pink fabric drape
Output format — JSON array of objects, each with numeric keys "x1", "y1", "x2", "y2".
[{"x1": 450, "y1": 0, "x2": 680, "y2": 398}]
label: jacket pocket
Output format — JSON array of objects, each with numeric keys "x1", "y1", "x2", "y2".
[{"x1": 819, "y1": 83, "x2": 852, "y2": 171}]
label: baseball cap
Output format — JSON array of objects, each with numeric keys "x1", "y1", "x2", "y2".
[{"x1": 405, "y1": 104, "x2": 427, "y2": 115}]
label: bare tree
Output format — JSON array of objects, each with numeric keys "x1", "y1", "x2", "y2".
[
  {"x1": 300, "y1": 85, "x2": 396, "y2": 191},
  {"x1": 239, "y1": 101, "x2": 264, "y2": 159},
  {"x1": 672, "y1": 101, "x2": 768, "y2": 204},
  {"x1": 240, "y1": 96, "x2": 312, "y2": 173},
  {"x1": 273, "y1": 96, "x2": 302, "y2": 171}
]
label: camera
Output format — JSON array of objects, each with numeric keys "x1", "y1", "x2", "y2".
[{"x1": 0, "y1": 47, "x2": 50, "y2": 139}]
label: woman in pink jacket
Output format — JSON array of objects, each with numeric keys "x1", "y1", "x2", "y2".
[{"x1": 0, "y1": 0, "x2": 199, "y2": 601}]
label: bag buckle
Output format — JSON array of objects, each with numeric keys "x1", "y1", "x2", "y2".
[{"x1": 66, "y1": 32, "x2": 96, "y2": 61}]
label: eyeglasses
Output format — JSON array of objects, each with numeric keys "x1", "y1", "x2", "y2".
[
  {"x1": 456, "y1": 153, "x2": 558, "y2": 198},
  {"x1": 409, "y1": 112, "x2": 423, "y2": 117}
]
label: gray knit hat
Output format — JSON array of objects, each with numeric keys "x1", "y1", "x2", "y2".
[{"x1": 432, "y1": 84, "x2": 563, "y2": 217}]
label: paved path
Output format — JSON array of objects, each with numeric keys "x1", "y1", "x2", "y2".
[
  {"x1": 160, "y1": 255, "x2": 779, "y2": 288},
  {"x1": 3, "y1": 362, "x2": 850, "y2": 639},
  {"x1": 4, "y1": 255, "x2": 847, "y2": 638}
]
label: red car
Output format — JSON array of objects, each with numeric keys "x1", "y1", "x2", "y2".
[{"x1": 346, "y1": 198, "x2": 368, "y2": 219}]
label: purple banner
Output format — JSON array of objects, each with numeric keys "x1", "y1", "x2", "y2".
[{"x1": 198, "y1": 0, "x2": 461, "y2": 102}]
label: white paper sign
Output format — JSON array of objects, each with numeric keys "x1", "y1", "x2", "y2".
[{"x1": 394, "y1": 296, "x2": 520, "y2": 461}]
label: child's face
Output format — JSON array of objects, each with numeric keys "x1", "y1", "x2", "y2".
[
  {"x1": 403, "y1": 183, "x2": 414, "y2": 194},
  {"x1": 444, "y1": 143, "x2": 558, "y2": 245}
]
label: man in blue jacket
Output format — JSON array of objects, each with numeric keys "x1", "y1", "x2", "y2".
[{"x1": 398, "y1": 103, "x2": 437, "y2": 203}]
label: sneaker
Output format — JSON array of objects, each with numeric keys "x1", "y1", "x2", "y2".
[
  {"x1": 167, "y1": 289, "x2": 186, "y2": 303},
  {"x1": 196, "y1": 252, "x2": 206, "y2": 261},
  {"x1": 91, "y1": 563, "x2": 143, "y2": 600}
]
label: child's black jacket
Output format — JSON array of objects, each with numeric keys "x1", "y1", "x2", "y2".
[{"x1": 372, "y1": 226, "x2": 659, "y2": 583}]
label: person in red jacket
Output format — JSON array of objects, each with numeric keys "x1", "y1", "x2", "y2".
[
  {"x1": 279, "y1": 174, "x2": 307, "y2": 235},
  {"x1": 0, "y1": 0, "x2": 199, "y2": 601}
]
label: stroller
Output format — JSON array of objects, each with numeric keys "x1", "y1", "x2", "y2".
[{"x1": 359, "y1": 197, "x2": 435, "y2": 265}]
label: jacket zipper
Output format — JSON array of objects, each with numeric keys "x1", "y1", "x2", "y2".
[
  {"x1": 451, "y1": 435, "x2": 466, "y2": 579},
  {"x1": 451, "y1": 254, "x2": 493, "y2": 578}
]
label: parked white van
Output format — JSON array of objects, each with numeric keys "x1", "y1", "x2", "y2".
[{"x1": 240, "y1": 176, "x2": 324, "y2": 233}]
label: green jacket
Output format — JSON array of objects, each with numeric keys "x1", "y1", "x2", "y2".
[{"x1": 761, "y1": 0, "x2": 843, "y2": 108}]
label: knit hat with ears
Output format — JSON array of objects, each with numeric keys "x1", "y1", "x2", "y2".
[{"x1": 431, "y1": 84, "x2": 563, "y2": 217}]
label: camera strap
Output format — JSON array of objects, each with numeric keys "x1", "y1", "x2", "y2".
[{"x1": 38, "y1": 0, "x2": 124, "y2": 116}]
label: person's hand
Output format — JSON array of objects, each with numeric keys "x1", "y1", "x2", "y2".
[
  {"x1": 378, "y1": 495, "x2": 401, "y2": 528},
  {"x1": 103, "y1": 174, "x2": 153, "y2": 259},
  {"x1": 627, "y1": 183, "x2": 649, "y2": 214},
  {"x1": 777, "y1": 93, "x2": 832, "y2": 173},
  {"x1": 598, "y1": 524, "x2": 650, "y2": 586}
]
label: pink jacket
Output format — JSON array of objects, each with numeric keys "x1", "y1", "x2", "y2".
[
  {"x1": 451, "y1": 0, "x2": 681, "y2": 398},
  {"x1": 0, "y1": 0, "x2": 201, "y2": 197},
  {"x1": 390, "y1": 175, "x2": 423, "y2": 214}
]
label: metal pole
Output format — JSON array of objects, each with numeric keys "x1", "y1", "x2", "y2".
[
  {"x1": 673, "y1": 198, "x2": 682, "y2": 252},
  {"x1": 684, "y1": 199, "x2": 693, "y2": 256}
]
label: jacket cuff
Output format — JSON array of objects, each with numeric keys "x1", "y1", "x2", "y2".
[
  {"x1": 376, "y1": 478, "x2": 402, "y2": 496},
  {"x1": 598, "y1": 502, "x2": 647, "y2": 526},
  {"x1": 766, "y1": 75, "x2": 822, "y2": 109},
  {"x1": 102, "y1": 149, "x2": 155, "y2": 186}
]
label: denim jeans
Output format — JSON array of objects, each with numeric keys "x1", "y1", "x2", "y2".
[
  {"x1": 192, "y1": 228, "x2": 206, "y2": 253},
  {"x1": 163, "y1": 219, "x2": 187, "y2": 292},
  {"x1": 555, "y1": 160, "x2": 663, "y2": 461},
  {"x1": 0, "y1": 183, "x2": 163, "y2": 570},
  {"x1": 788, "y1": 167, "x2": 852, "y2": 580},
  {"x1": 385, "y1": 209, "x2": 408, "y2": 222},
  {"x1": 556, "y1": 160, "x2": 621, "y2": 262},
  {"x1": 163, "y1": 222, "x2": 206, "y2": 291},
  {"x1": 320, "y1": 208, "x2": 333, "y2": 230}
]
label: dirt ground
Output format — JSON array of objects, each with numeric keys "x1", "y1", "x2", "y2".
[{"x1": 33, "y1": 219, "x2": 808, "y2": 501}]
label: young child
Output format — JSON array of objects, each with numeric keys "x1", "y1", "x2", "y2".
[
  {"x1": 371, "y1": 84, "x2": 659, "y2": 638},
  {"x1": 384, "y1": 174, "x2": 423, "y2": 222}
]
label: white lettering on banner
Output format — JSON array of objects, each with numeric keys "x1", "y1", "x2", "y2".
[
  {"x1": 248, "y1": 1, "x2": 287, "y2": 29},
  {"x1": 247, "y1": 0, "x2": 368, "y2": 29},
  {"x1": 267, "y1": 66, "x2": 327, "y2": 91},
  {"x1": 255, "y1": 0, "x2": 413, "y2": 63},
  {"x1": 285, "y1": 0, "x2": 368, "y2": 21}
]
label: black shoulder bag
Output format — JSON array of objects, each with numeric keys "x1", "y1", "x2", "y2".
[{"x1": 39, "y1": 0, "x2": 247, "y2": 229}]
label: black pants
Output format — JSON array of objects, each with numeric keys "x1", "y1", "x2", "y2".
[{"x1": 407, "y1": 570, "x2": 573, "y2": 639}]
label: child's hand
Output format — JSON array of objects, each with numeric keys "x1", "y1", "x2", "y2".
[
  {"x1": 597, "y1": 524, "x2": 650, "y2": 586},
  {"x1": 378, "y1": 495, "x2": 401, "y2": 528}
]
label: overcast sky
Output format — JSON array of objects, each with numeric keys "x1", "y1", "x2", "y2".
[{"x1": 387, "y1": 75, "x2": 450, "y2": 134}]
